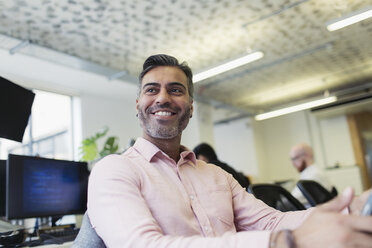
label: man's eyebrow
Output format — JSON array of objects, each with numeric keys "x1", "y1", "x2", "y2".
[
  {"x1": 167, "y1": 82, "x2": 186, "y2": 89},
  {"x1": 142, "y1": 82, "x2": 186, "y2": 89},
  {"x1": 142, "y1": 82, "x2": 160, "y2": 89}
]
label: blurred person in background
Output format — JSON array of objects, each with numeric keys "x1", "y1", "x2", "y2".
[
  {"x1": 193, "y1": 142, "x2": 250, "y2": 188},
  {"x1": 290, "y1": 143, "x2": 334, "y2": 206}
]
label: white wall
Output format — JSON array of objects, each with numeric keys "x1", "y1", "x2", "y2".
[
  {"x1": 214, "y1": 118, "x2": 258, "y2": 176},
  {"x1": 325, "y1": 167, "x2": 363, "y2": 195},
  {"x1": 211, "y1": 107, "x2": 363, "y2": 193},
  {"x1": 181, "y1": 102, "x2": 215, "y2": 149},
  {"x1": 79, "y1": 93, "x2": 142, "y2": 155},
  {"x1": 252, "y1": 111, "x2": 312, "y2": 181},
  {"x1": 254, "y1": 110, "x2": 361, "y2": 192},
  {"x1": 318, "y1": 115, "x2": 355, "y2": 167}
]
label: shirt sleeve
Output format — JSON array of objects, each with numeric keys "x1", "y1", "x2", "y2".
[
  {"x1": 230, "y1": 176, "x2": 312, "y2": 231},
  {"x1": 88, "y1": 155, "x2": 308, "y2": 248}
]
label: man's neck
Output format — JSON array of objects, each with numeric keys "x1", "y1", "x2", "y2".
[{"x1": 143, "y1": 134, "x2": 182, "y2": 162}]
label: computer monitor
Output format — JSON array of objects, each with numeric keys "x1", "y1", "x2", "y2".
[
  {"x1": 6, "y1": 154, "x2": 89, "y2": 220},
  {"x1": 0, "y1": 76, "x2": 35, "y2": 142},
  {"x1": 0, "y1": 159, "x2": 6, "y2": 217}
]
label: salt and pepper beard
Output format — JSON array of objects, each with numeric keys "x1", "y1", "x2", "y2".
[
  {"x1": 298, "y1": 160, "x2": 307, "y2": 172},
  {"x1": 137, "y1": 103, "x2": 191, "y2": 139}
]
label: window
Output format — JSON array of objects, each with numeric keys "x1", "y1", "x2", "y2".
[{"x1": 0, "y1": 90, "x2": 74, "y2": 160}]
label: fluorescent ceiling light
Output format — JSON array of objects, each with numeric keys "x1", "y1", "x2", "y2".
[
  {"x1": 326, "y1": 6, "x2": 372, "y2": 31},
  {"x1": 193, "y1": 51, "x2": 264, "y2": 83},
  {"x1": 255, "y1": 96, "x2": 337, "y2": 121}
]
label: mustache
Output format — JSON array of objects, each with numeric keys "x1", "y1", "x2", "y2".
[{"x1": 146, "y1": 103, "x2": 180, "y2": 114}]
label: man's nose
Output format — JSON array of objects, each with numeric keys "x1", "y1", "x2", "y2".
[{"x1": 156, "y1": 89, "x2": 171, "y2": 104}]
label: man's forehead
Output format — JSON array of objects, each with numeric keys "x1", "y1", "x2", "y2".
[
  {"x1": 141, "y1": 66, "x2": 187, "y2": 85},
  {"x1": 290, "y1": 148, "x2": 301, "y2": 156}
]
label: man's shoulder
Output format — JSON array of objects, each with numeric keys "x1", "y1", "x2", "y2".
[
  {"x1": 301, "y1": 165, "x2": 332, "y2": 184},
  {"x1": 304, "y1": 164, "x2": 325, "y2": 176},
  {"x1": 209, "y1": 160, "x2": 237, "y2": 174},
  {"x1": 92, "y1": 149, "x2": 142, "y2": 172},
  {"x1": 197, "y1": 160, "x2": 234, "y2": 178}
]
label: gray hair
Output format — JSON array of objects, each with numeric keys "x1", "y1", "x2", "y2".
[{"x1": 138, "y1": 54, "x2": 194, "y2": 100}]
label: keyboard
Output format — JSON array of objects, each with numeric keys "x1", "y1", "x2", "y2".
[{"x1": 38, "y1": 226, "x2": 80, "y2": 244}]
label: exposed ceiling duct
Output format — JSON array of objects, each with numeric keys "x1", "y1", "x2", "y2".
[{"x1": 311, "y1": 83, "x2": 372, "y2": 117}]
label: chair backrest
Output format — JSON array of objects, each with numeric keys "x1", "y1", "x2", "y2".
[
  {"x1": 296, "y1": 180, "x2": 336, "y2": 207},
  {"x1": 331, "y1": 186, "x2": 338, "y2": 197},
  {"x1": 247, "y1": 183, "x2": 306, "y2": 211},
  {"x1": 71, "y1": 212, "x2": 106, "y2": 248}
]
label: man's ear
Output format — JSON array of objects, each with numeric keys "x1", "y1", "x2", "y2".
[
  {"x1": 190, "y1": 100, "x2": 194, "y2": 117},
  {"x1": 136, "y1": 98, "x2": 139, "y2": 113}
]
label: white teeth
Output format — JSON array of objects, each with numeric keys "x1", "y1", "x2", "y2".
[{"x1": 155, "y1": 111, "x2": 172, "y2": 116}]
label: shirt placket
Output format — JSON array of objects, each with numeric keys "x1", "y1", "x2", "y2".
[{"x1": 177, "y1": 161, "x2": 215, "y2": 237}]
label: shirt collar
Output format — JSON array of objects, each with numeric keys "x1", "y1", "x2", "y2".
[
  {"x1": 133, "y1": 137, "x2": 162, "y2": 162},
  {"x1": 133, "y1": 137, "x2": 197, "y2": 166},
  {"x1": 179, "y1": 146, "x2": 197, "y2": 167}
]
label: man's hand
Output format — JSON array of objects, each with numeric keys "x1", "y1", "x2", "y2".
[
  {"x1": 292, "y1": 187, "x2": 372, "y2": 248},
  {"x1": 349, "y1": 188, "x2": 372, "y2": 215}
]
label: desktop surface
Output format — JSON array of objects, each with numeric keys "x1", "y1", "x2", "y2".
[
  {"x1": 44, "y1": 242, "x2": 72, "y2": 247},
  {"x1": 0, "y1": 220, "x2": 78, "y2": 247},
  {"x1": 24, "y1": 241, "x2": 73, "y2": 247}
]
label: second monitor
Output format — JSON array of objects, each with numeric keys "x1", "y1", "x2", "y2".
[{"x1": 6, "y1": 154, "x2": 89, "y2": 220}]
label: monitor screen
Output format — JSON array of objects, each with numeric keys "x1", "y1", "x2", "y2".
[
  {"x1": 0, "y1": 160, "x2": 6, "y2": 217},
  {"x1": 0, "y1": 76, "x2": 35, "y2": 142},
  {"x1": 6, "y1": 154, "x2": 89, "y2": 220}
]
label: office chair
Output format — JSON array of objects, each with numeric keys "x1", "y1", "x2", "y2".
[
  {"x1": 296, "y1": 180, "x2": 337, "y2": 207},
  {"x1": 247, "y1": 184, "x2": 306, "y2": 211},
  {"x1": 72, "y1": 212, "x2": 106, "y2": 248}
]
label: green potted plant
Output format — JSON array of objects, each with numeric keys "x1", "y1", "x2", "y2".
[{"x1": 79, "y1": 126, "x2": 120, "y2": 164}]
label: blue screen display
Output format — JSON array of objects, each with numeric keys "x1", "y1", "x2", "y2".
[
  {"x1": 22, "y1": 159, "x2": 82, "y2": 214},
  {"x1": 6, "y1": 154, "x2": 89, "y2": 219}
]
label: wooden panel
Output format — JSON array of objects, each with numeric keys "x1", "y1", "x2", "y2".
[{"x1": 347, "y1": 112, "x2": 372, "y2": 189}]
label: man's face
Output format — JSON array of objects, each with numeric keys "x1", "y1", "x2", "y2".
[
  {"x1": 290, "y1": 151, "x2": 306, "y2": 172},
  {"x1": 136, "y1": 66, "x2": 193, "y2": 140}
]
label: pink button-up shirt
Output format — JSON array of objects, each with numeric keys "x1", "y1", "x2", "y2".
[{"x1": 88, "y1": 137, "x2": 311, "y2": 247}]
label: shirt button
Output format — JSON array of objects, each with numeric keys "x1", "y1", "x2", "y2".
[
  {"x1": 190, "y1": 195, "x2": 194, "y2": 200},
  {"x1": 204, "y1": 226, "x2": 209, "y2": 231}
]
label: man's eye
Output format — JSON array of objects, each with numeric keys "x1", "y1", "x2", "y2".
[
  {"x1": 145, "y1": 88, "x2": 156, "y2": 93},
  {"x1": 170, "y1": 88, "x2": 183, "y2": 93}
]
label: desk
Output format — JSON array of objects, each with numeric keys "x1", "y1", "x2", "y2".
[{"x1": 27, "y1": 241, "x2": 73, "y2": 247}]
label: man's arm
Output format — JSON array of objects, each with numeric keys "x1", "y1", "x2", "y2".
[{"x1": 229, "y1": 176, "x2": 311, "y2": 232}]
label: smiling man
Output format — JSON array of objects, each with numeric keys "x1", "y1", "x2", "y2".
[
  {"x1": 136, "y1": 64, "x2": 193, "y2": 161},
  {"x1": 87, "y1": 54, "x2": 372, "y2": 248}
]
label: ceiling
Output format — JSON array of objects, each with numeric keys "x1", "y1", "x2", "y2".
[{"x1": 0, "y1": 0, "x2": 372, "y2": 116}]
